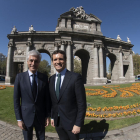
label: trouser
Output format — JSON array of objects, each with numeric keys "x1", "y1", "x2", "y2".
[
  {"x1": 55, "y1": 117, "x2": 79, "y2": 140},
  {"x1": 22, "y1": 115, "x2": 45, "y2": 140}
]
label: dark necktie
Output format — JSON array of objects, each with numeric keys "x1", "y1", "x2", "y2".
[
  {"x1": 32, "y1": 74, "x2": 37, "y2": 100},
  {"x1": 56, "y1": 73, "x2": 61, "y2": 100}
]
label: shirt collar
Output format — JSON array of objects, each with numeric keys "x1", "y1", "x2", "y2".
[
  {"x1": 28, "y1": 70, "x2": 37, "y2": 76},
  {"x1": 56, "y1": 68, "x2": 66, "y2": 76}
]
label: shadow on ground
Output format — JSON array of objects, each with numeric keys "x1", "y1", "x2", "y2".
[{"x1": 80, "y1": 119, "x2": 109, "y2": 140}]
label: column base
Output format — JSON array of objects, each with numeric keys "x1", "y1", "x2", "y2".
[
  {"x1": 128, "y1": 76, "x2": 135, "y2": 82},
  {"x1": 5, "y1": 76, "x2": 12, "y2": 85},
  {"x1": 92, "y1": 77, "x2": 107, "y2": 85},
  {"x1": 119, "y1": 77, "x2": 125, "y2": 83}
]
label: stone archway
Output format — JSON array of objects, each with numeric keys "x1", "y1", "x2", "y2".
[
  {"x1": 74, "y1": 49, "x2": 90, "y2": 84},
  {"x1": 5, "y1": 6, "x2": 135, "y2": 85}
]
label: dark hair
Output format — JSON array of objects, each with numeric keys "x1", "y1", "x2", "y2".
[{"x1": 51, "y1": 50, "x2": 67, "y2": 61}]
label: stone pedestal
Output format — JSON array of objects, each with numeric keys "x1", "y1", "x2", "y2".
[
  {"x1": 92, "y1": 77, "x2": 107, "y2": 85},
  {"x1": 119, "y1": 77, "x2": 125, "y2": 83},
  {"x1": 5, "y1": 76, "x2": 12, "y2": 85}
]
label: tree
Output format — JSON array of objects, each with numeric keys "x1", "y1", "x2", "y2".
[
  {"x1": 0, "y1": 59, "x2": 6, "y2": 75},
  {"x1": 74, "y1": 58, "x2": 82, "y2": 75},
  {"x1": 133, "y1": 53, "x2": 140, "y2": 75},
  {"x1": 107, "y1": 63, "x2": 111, "y2": 79},
  {"x1": 38, "y1": 60, "x2": 51, "y2": 77},
  {"x1": 108, "y1": 63, "x2": 111, "y2": 74}
]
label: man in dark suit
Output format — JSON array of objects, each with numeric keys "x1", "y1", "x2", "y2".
[
  {"x1": 14, "y1": 50, "x2": 51, "y2": 140},
  {"x1": 49, "y1": 50, "x2": 86, "y2": 140}
]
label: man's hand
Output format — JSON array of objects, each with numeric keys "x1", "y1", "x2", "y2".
[
  {"x1": 45, "y1": 117, "x2": 50, "y2": 127},
  {"x1": 51, "y1": 119, "x2": 55, "y2": 127},
  {"x1": 72, "y1": 125, "x2": 81, "y2": 134},
  {"x1": 18, "y1": 121, "x2": 25, "y2": 130}
]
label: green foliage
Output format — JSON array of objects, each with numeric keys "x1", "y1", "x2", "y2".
[
  {"x1": 133, "y1": 53, "x2": 140, "y2": 75},
  {"x1": 0, "y1": 59, "x2": 6, "y2": 75},
  {"x1": 107, "y1": 73, "x2": 111, "y2": 79},
  {"x1": 38, "y1": 60, "x2": 51, "y2": 77},
  {"x1": 74, "y1": 58, "x2": 82, "y2": 75},
  {"x1": 108, "y1": 63, "x2": 111, "y2": 74}
]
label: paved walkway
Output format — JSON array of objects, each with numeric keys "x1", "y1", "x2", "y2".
[
  {"x1": 1, "y1": 120, "x2": 140, "y2": 140},
  {"x1": 0, "y1": 121, "x2": 59, "y2": 140}
]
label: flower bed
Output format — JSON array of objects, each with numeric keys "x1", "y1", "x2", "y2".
[
  {"x1": 86, "y1": 109, "x2": 140, "y2": 118},
  {"x1": 87, "y1": 103, "x2": 140, "y2": 111},
  {"x1": 86, "y1": 83, "x2": 140, "y2": 98},
  {"x1": 0, "y1": 85, "x2": 14, "y2": 90}
]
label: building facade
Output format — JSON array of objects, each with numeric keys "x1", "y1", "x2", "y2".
[{"x1": 5, "y1": 6, "x2": 135, "y2": 84}]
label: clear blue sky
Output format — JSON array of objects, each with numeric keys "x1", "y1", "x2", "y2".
[{"x1": 0, "y1": 0, "x2": 140, "y2": 67}]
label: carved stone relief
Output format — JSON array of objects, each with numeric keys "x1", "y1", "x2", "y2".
[{"x1": 14, "y1": 50, "x2": 25, "y2": 55}]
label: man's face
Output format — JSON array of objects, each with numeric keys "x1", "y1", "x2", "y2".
[
  {"x1": 27, "y1": 55, "x2": 40, "y2": 73},
  {"x1": 52, "y1": 53, "x2": 66, "y2": 73}
]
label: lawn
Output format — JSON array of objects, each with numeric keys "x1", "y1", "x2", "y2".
[
  {"x1": 1, "y1": 83, "x2": 140, "y2": 133},
  {"x1": 86, "y1": 83, "x2": 140, "y2": 108}
]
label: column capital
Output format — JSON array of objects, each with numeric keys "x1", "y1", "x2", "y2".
[
  {"x1": 119, "y1": 46, "x2": 123, "y2": 53},
  {"x1": 67, "y1": 41, "x2": 72, "y2": 45},
  {"x1": 129, "y1": 48, "x2": 133, "y2": 54},
  {"x1": 94, "y1": 43, "x2": 100, "y2": 48},
  {"x1": 8, "y1": 42, "x2": 13, "y2": 47},
  {"x1": 99, "y1": 44, "x2": 104, "y2": 48},
  {"x1": 54, "y1": 42, "x2": 61, "y2": 47},
  {"x1": 26, "y1": 41, "x2": 32, "y2": 47},
  {"x1": 61, "y1": 40, "x2": 66, "y2": 45}
]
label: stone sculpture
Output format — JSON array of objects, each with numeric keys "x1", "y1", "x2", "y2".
[
  {"x1": 117, "y1": 35, "x2": 121, "y2": 41},
  {"x1": 127, "y1": 37, "x2": 131, "y2": 43},
  {"x1": 70, "y1": 6, "x2": 88, "y2": 19},
  {"x1": 29, "y1": 25, "x2": 35, "y2": 33}
]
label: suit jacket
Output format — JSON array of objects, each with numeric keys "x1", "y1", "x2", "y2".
[
  {"x1": 49, "y1": 70, "x2": 86, "y2": 130},
  {"x1": 14, "y1": 71, "x2": 51, "y2": 127}
]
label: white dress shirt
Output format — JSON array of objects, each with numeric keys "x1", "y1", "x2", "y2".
[{"x1": 55, "y1": 68, "x2": 67, "y2": 90}]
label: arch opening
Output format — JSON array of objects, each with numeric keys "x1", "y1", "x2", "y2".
[
  {"x1": 38, "y1": 49, "x2": 51, "y2": 77},
  {"x1": 106, "y1": 53, "x2": 117, "y2": 83},
  {"x1": 74, "y1": 49, "x2": 90, "y2": 84}
]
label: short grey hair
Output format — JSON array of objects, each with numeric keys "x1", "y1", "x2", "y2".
[{"x1": 27, "y1": 50, "x2": 42, "y2": 62}]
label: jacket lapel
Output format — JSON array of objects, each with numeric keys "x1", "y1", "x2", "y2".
[
  {"x1": 58, "y1": 70, "x2": 72, "y2": 102},
  {"x1": 51, "y1": 74, "x2": 58, "y2": 101},
  {"x1": 36, "y1": 72, "x2": 43, "y2": 102},
  {"x1": 24, "y1": 71, "x2": 34, "y2": 102}
]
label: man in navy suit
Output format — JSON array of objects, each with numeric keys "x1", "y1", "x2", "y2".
[
  {"x1": 49, "y1": 50, "x2": 86, "y2": 140},
  {"x1": 14, "y1": 50, "x2": 51, "y2": 140}
]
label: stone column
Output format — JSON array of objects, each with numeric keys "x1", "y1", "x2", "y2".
[
  {"x1": 118, "y1": 46, "x2": 125, "y2": 83},
  {"x1": 54, "y1": 42, "x2": 58, "y2": 51},
  {"x1": 60, "y1": 41, "x2": 65, "y2": 51},
  {"x1": 24, "y1": 41, "x2": 31, "y2": 71},
  {"x1": 66, "y1": 41, "x2": 72, "y2": 71},
  {"x1": 93, "y1": 44, "x2": 99, "y2": 78},
  {"x1": 53, "y1": 43, "x2": 59, "y2": 74},
  {"x1": 129, "y1": 50, "x2": 134, "y2": 77},
  {"x1": 129, "y1": 50, "x2": 135, "y2": 81},
  {"x1": 5, "y1": 42, "x2": 13, "y2": 84},
  {"x1": 119, "y1": 47, "x2": 124, "y2": 77},
  {"x1": 99, "y1": 45, "x2": 104, "y2": 78}
]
